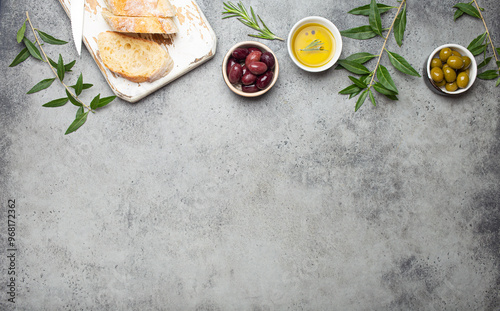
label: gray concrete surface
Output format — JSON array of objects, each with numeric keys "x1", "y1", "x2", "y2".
[{"x1": 1, "y1": 0, "x2": 500, "y2": 310}]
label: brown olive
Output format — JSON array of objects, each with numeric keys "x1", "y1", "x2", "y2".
[
  {"x1": 430, "y1": 67, "x2": 444, "y2": 83},
  {"x1": 443, "y1": 66, "x2": 457, "y2": 83},
  {"x1": 447, "y1": 56, "x2": 464, "y2": 70},
  {"x1": 461, "y1": 56, "x2": 471, "y2": 70},
  {"x1": 431, "y1": 58, "x2": 442, "y2": 68},
  {"x1": 445, "y1": 82, "x2": 458, "y2": 92},
  {"x1": 439, "y1": 48, "x2": 452, "y2": 62},
  {"x1": 457, "y1": 72, "x2": 469, "y2": 88}
]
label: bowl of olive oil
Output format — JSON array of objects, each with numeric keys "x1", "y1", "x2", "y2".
[{"x1": 287, "y1": 16, "x2": 342, "y2": 72}]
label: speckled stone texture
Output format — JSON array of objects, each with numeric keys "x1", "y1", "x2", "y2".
[{"x1": 1, "y1": 0, "x2": 499, "y2": 310}]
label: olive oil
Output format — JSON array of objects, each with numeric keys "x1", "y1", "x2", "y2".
[{"x1": 292, "y1": 23, "x2": 335, "y2": 68}]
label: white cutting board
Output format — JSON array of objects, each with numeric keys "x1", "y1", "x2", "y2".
[{"x1": 58, "y1": 0, "x2": 217, "y2": 102}]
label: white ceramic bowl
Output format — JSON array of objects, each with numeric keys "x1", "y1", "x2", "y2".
[
  {"x1": 425, "y1": 44, "x2": 477, "y2": 95},
  {"x1": 287, "y1": 16, "x2": 342, "y2": 72}
]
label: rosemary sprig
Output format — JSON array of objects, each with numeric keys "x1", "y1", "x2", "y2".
[
  {"x1": 300, "y1": 39, "x2": 327, "y2": 51},
  {"x1": 9, "y1": 12, "x2": 116, "y2": 135},
  {"x1": 222, "y1": 1, "x2": 283, "y2": 41}
]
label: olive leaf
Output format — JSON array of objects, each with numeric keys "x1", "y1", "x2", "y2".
[
  {"x1": 36, "y1": 30, "x2": 67, "y2": 45},
  {"x1": 393, "y1": 3, "x2": 406, "y2": 47},
  {"x1": 96, "y1": 95, "x2": 116, "y2": 108},
  {"x1": 467, "y1": 32, "x2": 487, "y2": 56},
  {"x1": 339, "y1": 84, "x2": 363, "y2": 95},
  {"x1": 477, "y1": 57, "x2": 492, "y2": 69},
  {"x1": 76, "y1": 106, "x2": 85, "y2": 119},
  {"x1": 453, "y1": 3, "x2": 480, "y2": 19},
  {"x1": 90, "y1": 94, "x2": 100, "y2": 110},
  {"x1": 346, "y1": 52, "x2": 377, "y2": 64},
  {"x1": 340, "y1": 25, "x2": 377, "y2": 40},
  {"x1": 65, "y1": 111, "x2": 89, "y2": 135},
  {"x1": 349, "y1": 76, "x2": 368, "y2": 88},
  {"x1": 369, "y1": 0, "x2": 383, "y2": 36},
  {"x1": 42, "y1": 98, "x2": 68, "y2": 107},
  {"x1": 57, "y1": 54, "x2": 65, "y2": 81},
  {"x1": 27, "y1": 78, "x2": 56, "y2": 94},
  {"x1": 376, "y1": 65, "x2": 398, "y2": 94},
  {"x1": 477, "y1": 70, "x2": 499, "y2": 80},
  {"x1": 17, "y1": 21, "x2": 26, "y2": 43},
  {"x1": 372, "y1": 82, "x2": 398, "y2": 97},
  {"x1": 368, "y1": 88, "x2": 376, "y2": 107},
  {"x1": 48, "y1": 57, "x2": 76, "y2": 71},
  {"x1": 496, "y1": 77, "x2": 500, "y2": 87},
  {"x1": 23, "y1": 37, "x2": 43, "y2": 61},
  {"x1": 348, "y1": 3, "x2": 396, "y2": 16},
  {"x1": 337, "y1": 59, "x2": 371, "y2": 75},
  {"x1": 71, "y1": 83, "x2": 93, "y2": 91},
  {"x1": 66, "y1": 90, "x2": 82, "y2": 107},
  {"x1": 386, "y1": 50, "x2": 421, "y2": 77},
  {"x1": 355, "y1": 89, "x2": 369, "y2": 112},
  {"x1": 9, "y1": 48, "x2": 30, "y2": 67},
  {"x1": 75, "y1": 73, "x2": 84, "y2": 96},
  {"x1": 454, "y1": 9, "x2": 464, "y2": 21}
]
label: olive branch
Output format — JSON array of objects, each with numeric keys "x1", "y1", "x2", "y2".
[
  {"x1": 9, "y1": 12, "x2": 116, "y2": 135},
  {"x1": 453, "y1": 0, "x2": 500, "y2": 86},
  {"x1": 337, "y1": 0, "x2": 421, "y2": 112}
]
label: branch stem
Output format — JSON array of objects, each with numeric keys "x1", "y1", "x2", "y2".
[
  {"x1": 472, "y1": 0, "x2": 499, "y2": 69},
  {"x1": 369, "y1": 0, "x2": 406, "y2": 86},
  {"x1": 25, "y1": 11, "x2": 94, "y2": 112}
]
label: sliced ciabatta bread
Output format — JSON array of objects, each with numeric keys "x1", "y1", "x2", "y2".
[
  {"x1": 104, "y1": 0, "x2": 176, "y2": 17},
  {"x1": 97, "y1": 31, "x2": 174, "y2": 83},
  {"x1": 102, "y1": 9, "x2": 178, "y2": 34}
]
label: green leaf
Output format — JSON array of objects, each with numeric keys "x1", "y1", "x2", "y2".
[
  {"x1": 23, "y1": 37, "x2": 43, "y2": 61},
  {"x1": 453, "y1": 3, "x2": 480, "y2": 19},
  {"x1": 27, "y1": 78, "x2": 56, "y2": 94},
  {"x1": 339, "y1": 84, "x2": 362, "y2": 95},
  {"x1": 469, "y1": 44, "x2": 487, "y2": 56},
  {"x1": 17, "y1": 21, "x2": 26, "y2": 43},
  {"x1": 75, "y1": 73, "x2": 84, "y2": 96},
  {"x1": 9, "y1": 48, "x2": 30, "y2": 67},
  {"x1": 76, "y1": 106, "x2": 85, "y2": 119},
  {"x1": 346, "y1": 52, "x2": 377, "y2": 64},
  {"x1": 376, "y1": 65, "x2": 398, "y2": 94},
  {"x1": 57, "y1": 54, "x2": 65, "y2": 81},
  {"x1": 496, "y1": 77, "x2": 500, "y2": 87},
  {"x1": 66, "y1": 90, "x2": 82, "y2": 107},
  {"x1": 496, "y1": 48, "x2": 500, "y2": 55},
  {"x1": 71, "y1": 83, "x2": 93, "y2": 91},
  {"x1": 97, "y1": 95, "x2": 116, "y2": 108},
  {"x1": 90, "y1": 94, "x2": 100, "y2": 110},
  {"x1": 453, "y1": 8, "x2": 464, "y2": 21},
  {"x1": 477, "y1": 57, "x2": 492, "y2": 69},
  {"x1": 337, "y1": 59, "x2": 371, "y2": 75},
  {"x1": 340, "y1": 25, "x2": 377, "y2": 40},
  {"x1": 386, "y1": 50, "x2": 421, "y2": 77},
  {"x1": 348, "y1": 3, "x2": 396, "y2": 16},
  {"x1": 467, "y1": 32, "x2": 487, "y2": 51},
  {"x1": 65, "y1": 60, "x2": 76, "y2": 72},
  {"x1": 393, "y1": 3, "x2": 406, "y2": 47},
  {"x1": 348, "y1": 76, "x2": 368, "y2": 88},
  {"x1": 368, "y1": 88, "x2": 376, "y2": 107},
  {"x1": 355, "y1": 89, "x2": 369, "y2": 112},
  {"x1": 42, "y1": 97, "x2": 68, "y2": 107},
  {"x1": 385, "y1": 94, "x2": 398, "y2": 100},
  {"x1": 65, "y1": 111, "x2": 89, "y2": 135},
  {"x1": 477, "y1": 70, "x2": 499, "y2": 80},
  {"x1": 36, "y1": 30, "x2": 67, "y2": 45},
  {"x1": 369, "y1": 0, "x2": 383, "y2": 36},
  {"x1": 373, "y1": 82, "x2": 397, "y2": 96}
]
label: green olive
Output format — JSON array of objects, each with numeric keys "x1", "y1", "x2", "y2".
[
  {"x1": 442, "y1": 63, "x2": 451, "y2": 70},
  {"x1": 435, "y1": 79, "x2": 446, "y2": 87},
  {"x1": 445, "y1": 81, "x2": 458, "y2": 92},
  {"x1": 439, "y1": 48, "x2": 452, "y2": 62},
  {"x1": 431, "y1": 58, "x2": 442, "y2": 68},
  {"x1": 451, "y1": 50, "x2": 462, "y2": 57},
  {"x1": 457, "y1": 72, "x2": 469, "y2": 88},
  {"x1": 461, "y1": 68, "x2": 470, "y2": 76},
  {"x1": 431, "y1": 67, "x2": 444, "y2": 83},
  {"x1": 461, "y1": 56, "x2": 471, "y2": 70},
  {"x1": 447, "y1": 56, "x2": 464, "y2": 70},
  {"x1": 443, "y1": 67, "x2": 457, "y2": 83}
]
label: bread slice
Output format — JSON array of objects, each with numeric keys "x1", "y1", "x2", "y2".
[
  {"x1": 97, "y1": 31, "x2": 174, "y2": 83},
  {"x1": 104, "y1": 0, "x2": 175, "y2": 17},
  {"x1": 102, "y1": 9, "x2": 178, "y2": 34}
]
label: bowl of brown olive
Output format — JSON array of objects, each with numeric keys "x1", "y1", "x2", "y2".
[
  {"x1": 424, "y1": 44, "x2": 477, "y2": 96},
  {"x1": 222, "y1": 41, "x2": 279, "y2": 97}
]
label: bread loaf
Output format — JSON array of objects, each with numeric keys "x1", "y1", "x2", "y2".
[
  {"x1": 102, "y1": 9, "x2": 178, "y2": 34},
  {"x1": 104, "y1": 0, "x2": 176, "y2": 17},
  {"x1": 97, "y1": 31, "x2": 174, "y2": 83}
]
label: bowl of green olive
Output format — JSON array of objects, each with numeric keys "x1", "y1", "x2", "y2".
[{"x1": 424, "y1": 44, "x2": 477, "y2": 96}]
